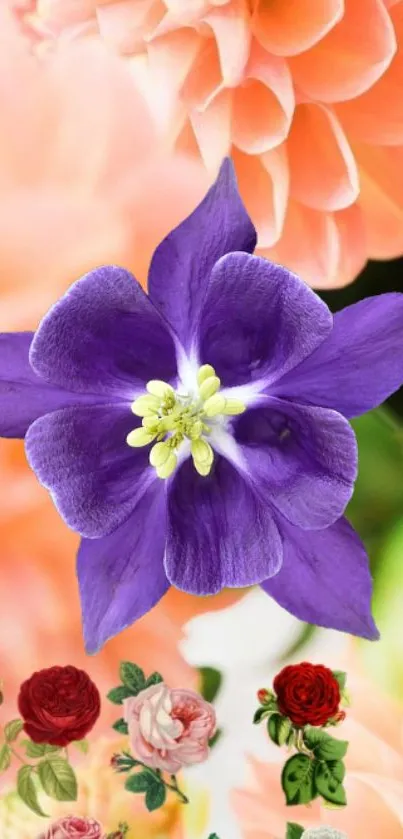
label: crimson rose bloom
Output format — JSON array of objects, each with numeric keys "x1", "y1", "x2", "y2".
[
  {"x1": 273, "y1": 662, "x2": 341, "y2": 727},
  {"x1": 18, "y1": 665, "x2": 101, "y2": 746}
]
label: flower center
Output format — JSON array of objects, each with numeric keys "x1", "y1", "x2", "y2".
[{"x1": 126, "y1": 364, "x2": 245, "y2": 479}]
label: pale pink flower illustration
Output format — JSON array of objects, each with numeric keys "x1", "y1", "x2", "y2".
[
  {"x1": 37, "y1": 816, "x2": 103, "y2": 839},
  {"x1": 124, "y1": 683, "x2": 217, "y2": 773},
  {"x1": 13, "y1": 0, "x2": 403, "y2": 288}
]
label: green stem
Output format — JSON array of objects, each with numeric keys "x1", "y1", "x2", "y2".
[
  {"x1": 8, "y1": 744, "x2": 26, "y2": 765},
  {"x1": 165, "y1": 774, "x2": 189, "y2": 805}
]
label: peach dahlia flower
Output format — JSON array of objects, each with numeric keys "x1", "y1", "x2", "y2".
[{"x1": 13, "y1": 0, "x2": 403, "y2": 288}]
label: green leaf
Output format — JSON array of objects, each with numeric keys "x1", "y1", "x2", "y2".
[
  {"x1": 208, "y1": 728, "x2": 222, "y2": 749},
  {"x1": 286, "y1": 824, "x2": 305, "y2": 839},
  {"x1": 107, "y1": 685, "x2": 133, "y2": 705},
  {"x1": 198, "y1": 667, "x2": 222, "y2": 704},
  {"x1": 253, "y1": 707, "x2": 268, "y2": 724},
  {"x1": 17, "y1": 765, "x2": 48, "y2": 817},
  {"x1": 314, "y1": 759, "x2": 347, "y2": 806},
  {"x1": 112, "y1": 718, "x2": 129, "y2": 735},
  {"x1": 145, "y1": 778, "x2": 167, "y2": 812},
  {"x1": 332, "y1": 671, "x2": 347, "y2": 692},
  {"x1": 281, "y1": 754, "x2": 316, "y2": 806},
  {"x1": 125, "y1": 771, "x2": 153, "y2": 794},
  {"x1": 267, "y1": 714, "x2": 292, "y2": 747},
  {"x1": 303, "y1": 727, "x2": 348, "y2": 760},
  {"x1": 38, "y1": 758, "x2": 78, "y2": 802},
  {"x1": 4, "y1": 719, "x2": 23, "y2": 743},
  {"x1": 72, "y1": 740, "x2": 89, "y2": 754},
  {"x1": 145, "y1": 672, "x2": 164, "y2": 688},
  {"x1": 207, "y1": 835, "x2": 220, "y2": 839},
  {"x1": 0, "y1": 744, "x2": 11, "y2": 771},
  {"x1": 119, "y1": 662, "x2": 146, "y2": 696},
  {"x1": 22, "y1": 741, "x2": 60, "y2": 759}
]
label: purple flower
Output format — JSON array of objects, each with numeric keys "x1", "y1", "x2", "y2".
[{"x1": 1, "y1": 160, "x2": 403, "y2": 653}]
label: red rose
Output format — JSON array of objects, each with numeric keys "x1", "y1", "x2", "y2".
[
  {"x1": 18, "y1": 666, "x2": 100, "y2": 746},
  {"x1": 273, "y1": 662, "x2": 341, "y2": 727}
]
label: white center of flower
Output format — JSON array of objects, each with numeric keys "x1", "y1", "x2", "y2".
[{"x1": 126, "y1": 364, "x2": 246, "y2": 479}]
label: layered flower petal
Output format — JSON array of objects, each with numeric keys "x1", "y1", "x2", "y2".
[
  {"x1": 252, "y1": 0, "x2": 343, "y2": 57},
  {"x1": 235, "y1": 398, "x2": 357, "y2": 530},
  {"x1": 287, "y1": 103, "x2": 359, "y2": 212},
  {"x1": 232, "y1": 40, "x2": 294, "y2": 154},
  {"x1": 357, "y1": 143, "x2": 403, "y2": 259},
  {"x1": 233, "y1": 145, "x2": 289, "y2": 249},
  {"x1": 147, "y1": 158, "x2": 256, "y2": 351},
  {"x1": 198, "y1": 251, "x2": 332, "y2": 388},
  {"x1": 164, "y1": 455, "x2": 282, "y2": 594},
  {"x1": 274, "y1": 294, "x2": 403, "y2": 419},
  {"x1": 30, "y1": 265, "x2": 177, "y2": 398},
  {"x1": 261, "y1": 515, "x2": 379, "y2": 640},
  {"x1": 289, "y1": 0, "x2": 397, "y2": 102},
  {"x1": 25, "y1": 405, "x2": 153, "y2": 538},
  {"x1": 77, "y1": 481, "x2": 168, "y2": 654},
  {"x1": 0, "y1": 332, "x2": 97, "y2": 438}
]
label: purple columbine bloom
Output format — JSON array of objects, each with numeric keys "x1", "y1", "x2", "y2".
[{"x1": 1, "y1": 159, "x2": 403, "y2": 653}]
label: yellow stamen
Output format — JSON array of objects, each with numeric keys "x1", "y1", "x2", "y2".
[
  {"x1": 197, "y1": 364, "x2": 216, "y2": 385},
  {"x1": 156, "y1": 451, "x2": 177, "y2": 479},
  {"x1": 223, "y1": 399, "x2": 246, "y2": 416},
  {"x1": 126, "y1": 427, "x2": 157, "y2": 447},
  {"x1": 149, "y1": 441, "x2": 171, "y2": 468},
  {"x1": 131, "y1": 394, "x2": 160, "y2": 417},
  {"x1": 146, "y1": 380, "x2": 174, "y2": 399},
  {"x1": 203, "y1": 393, "x2": 226, "y2": 417},
  {"x1": 199, "y1": 375, "x2": 221, "y2": 402}
]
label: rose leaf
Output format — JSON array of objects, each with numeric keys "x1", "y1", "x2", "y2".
[
  {"x1": 145, "y1": 778, "x2": 167, "y2": 812},
  {"x1": 0, "y1": 744, "x2": 11, "y2": 771},
  {"x1": 314, "y1": 759, "x2": 347, "y2": 806},
  {"x1": 4, "y1": 719, "x2": 23, "y2": 743},
  {"x1": 268, "y1": 714, "x2": 292, "y2": 747},
  {"x1": 17, "y1": 765, "x2": 48, "y2": 817},
  {"x1": 303, "y1": 727, "x2": 348, "y2": 760},
  {"x1": 112, "y1": 718, "x2": 129, "y2": 735},
  {"x1": 286, "y1": 824, "x2": 305, "y2": 839},
  {"x1": 145, "y1": 672, "x2": 164, "y2": 688},
  {"x1": 281, "y1": 754, "x2": 316, "y2": 806},
  {"x1": 125, "y1": 771, "x2": 153, "y2": 794},
  {"x1": 119, "y1": 663, "x2": 146, "y2": 696},
  {"x1": 37, "y1": 758, "x2": 78, "y2": 802},
  {"x1": 107, "y1": 686, "x2": 133, "y2": 705},
  {"x1": 332, "y1": 671, "x2": 347, "y2": 691}
]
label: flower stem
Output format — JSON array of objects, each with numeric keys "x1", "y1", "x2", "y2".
[
  {"x1": 165, "y1": 774, "x2": 189, "y2": 805},
  {"x1": 8, "y1": 744, "x2": 26, "y2": 765}
]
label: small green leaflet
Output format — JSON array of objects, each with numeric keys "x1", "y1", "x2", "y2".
[
  {"x1": 198, "y1": 667, "x2": 222, "y2": 704},
  {"x1": 286, "y1": 824, "x2": 305, "y2": 839},
  {"x1": 107, "y1": 685, "x2": 133, "y2": 705},
  {"x1": 22, "y1": 741, "x2": 60, "y2": 759},
  {"x1": 37, "y1": 758, "x2": 78, "y2": 802},
  {"x1": 125, "y1": 771, "x2": 152, "y2": 794},
  {"x1": 145, "y1": 672, "x2": 163, "y2": 688},
  {"x1": 281, "y1": 754, "x2": 316, "y2": 805},
  {"x1": 4, "y1": 719, "x2": 23, "y2": 743},
  {"x1": 72, "y1": 739, "x2": 89, "y2": 754},
  {"x1": 332, "y1": 671, "x2": 347, "y2": 692},
  {"x1": 0, "y1": 744, "x2": 11, "y2": 771},
  {"x1": 17, "y1": 765, "x2": 48, "y2": 817},
  {"x1": 267, "y1": 714, "x2": 292, "y2": 747},
  {"x1": 145, "y1": 778, "x2": 166, "y2": 812},
  {"x1": 119, "y1": 662, "x2": 146, "y2": 696},
  {"x1": 112, "y1": 718, "x2": 129, "y2": 735}
]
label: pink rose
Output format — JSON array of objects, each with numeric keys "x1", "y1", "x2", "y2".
[
  {"x1": 123, "y1": 682, "x2": 216, "y2": 773},
  {"x1": 37, "y1": 816, "x2": 103, "y2": 839}
]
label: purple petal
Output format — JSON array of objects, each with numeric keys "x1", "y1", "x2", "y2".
[
  {"x1": 164, "y1": 455, "x2": 282, "y2": 594},
  {"x1": 274, "y1": 294, "x2": 403, "y2": 418},
  {"x1": 198, "y1": 252, "x2": 332, "y2": 388},
  {"x1": 148, "y1": 158, "x2": 256, "y2": 352},
  {"x1": 0, "y1": 333, "x2": 98, "y2": 438},
  {"x1": 30, "y1": 265, "x2": 177, "y2": 399},
  {"x1": 78, "y1": 481, "x2": 168, "y2": 654},
  {"x1": 261, "y1": 516, "x2": 379, "y2": 640},
  {"x1": 25, "y1": 404, "x2": 153, "y2": 538},
  {"x1": 235, "y1": 398, "x2": 357, "y2": 530}
]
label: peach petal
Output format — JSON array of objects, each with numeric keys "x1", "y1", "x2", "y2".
[
  {"x1": 330, "y1": 203, "x2": 367, "y2": 288},
  {"x1": 36, "y1": 0, "x2": 97, "y2": 30},
  {"x1": 260, "y1": 200, "x2": 340, "y2": 287},
  {"x1": 289, "y1": 0, "x2": 397, "y2": 102},
  {"x1": 357, "y1": 143, "x2": 403, "y2": 259},
  {"x1": 288, "y1": 103, "x2": 359, "y2": 212},
  {"x1": 204, "y1": 0, "x2": 251, "y2": 86},
  {"x1": 233, "y1": 145, "x2": 289, "y2": 248},
  {"x1": 190, "y1": 89, "x2": 232, "y2": 172},
  {"x1": 181, "y1": 34, "x2": 224, "y2": 111},
  {"x1": 96, "y1": 0, "x2": 163, "y2": 54},
  {"x1": 232, "y1": 39, "x2": 294, "y2": 153},
  {"x1": 252, "y1": 0, "x2": 343, "y2": 57},
  {"x1": 335, "y1": 2, "x2": 403, "y2": 145}
]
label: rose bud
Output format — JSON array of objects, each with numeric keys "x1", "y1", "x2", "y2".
[
  {"x1": 18, "y1": 666, "x2": 101, "y2": 747},
  {"x1": 273, "y1": 662, "x2": 341, "y2": 728},
  {"x1": 257, "y1": 688, "x2": 271, "y2": 705}
]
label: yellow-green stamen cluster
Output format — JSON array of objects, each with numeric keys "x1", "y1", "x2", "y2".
[{"x1": 126, "y1": 364, "x2": 245, "y2": 479}]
